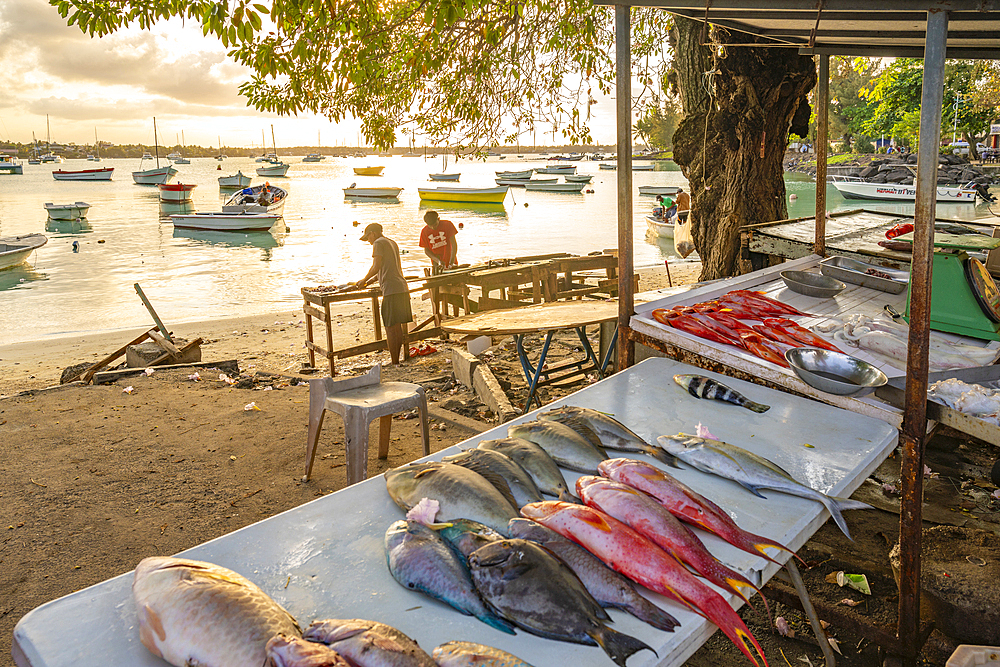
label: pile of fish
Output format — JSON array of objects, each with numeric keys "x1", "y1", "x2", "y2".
[
  {"x1": 650, "y1": 289, "x2": 843, "y2": 369},
  {"x1": 132, "y1": 555, "x2": 536, "y2": 667},
  {"x1": 815, "y1": 314, "x2": 1000, "y2": 372},
  {"x1": 928, "y1": 377, "x2": 1000, "y2": 424}
]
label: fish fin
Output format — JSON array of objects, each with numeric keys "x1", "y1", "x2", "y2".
[
  {"x1": 746, "y1": 401, "x2": 771, "y2": 413},
  {"x1": 647, "y1": 446, "x2": 683, "y2": 469},
  {"x1": 738, "y1": 481, "x2": 768, "y2": 499},
  {"x1": 821, "y1": 496, "x2": 873, "y2": 541},
  {"x1": 620, "y1": 596, "x2": 680, "y2": 632},
  {"x1": 589, "y1": 627, "x2": 656, "y2": 667},
  {"x1": 543, "y1": 413, "x2": 604, "y2": 450},
  {"x1": 450, "y1": 459, "x2": 520, "y2": 510},
  {"x1": 480, "y1": 612, "x2": 518, "y2": 635},
  {"x1": 558, "y1": 489, "x2": 584, "y2": 504}
]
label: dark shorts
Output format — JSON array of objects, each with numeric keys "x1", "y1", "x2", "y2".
[{"x1": 381, "y1": 292, "x2": 413, "y2": 328}]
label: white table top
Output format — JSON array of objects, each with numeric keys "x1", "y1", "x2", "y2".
[{"x1": 13, "y1": 357, "x2": 898, "y2": 667}]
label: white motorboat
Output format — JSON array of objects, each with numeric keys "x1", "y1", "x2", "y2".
[
  {"x1": 646, "y1": 215, "x2": 674, "y2": 238},
  {"x1": 565, "y1": 174, "x2": 593, "y2": 183},
  {"x1": 524, "y1": 181, "x2": 587, "y2": 193},
  {"x1": 52, "y1": 167, "x2": 114, "y2": 181},
  {"x1": 831, "y1": 176, "x2": 977, "y2": 202},
  {"x1": 429, "y1": 173, "x2": 461, "y2": 181},
  {"x1": 40, "y1": 153, "x2": 64, "y2": 163},
  {"x1": 224, "y1": 183, "x2": 287, "y2": 215},
  {"x1": 495, "y1": 177, "x2": 557, "y2": 186},
  {"x1": 535, "y1": 165, "x2": 577, "y2": 175},
  {"x1": 166, "y1": 152, "x2": 182, "y2": 161},
  {"x1": 638, "y1": 186, "x2": 681, "y2": 196},
  {"x1": 170, "y1": 212, "x2": 282, "y2": 232},
  {"x1": 302, "y1": 153, "x2": 326, "y2": 162},
  {"x1": 496, "y1": 169, "x2": 533, "y2": 179},
  {"x1": 172, "y1": 156, "x2": 191, "y2": 164},
  {"x1": 0, "y1": 234, "x2": 47, "y2": 270},
  {"x1": 44, "y1": 201, "x2": 91, "y2": 220},
  {"x1": 344, "y1": 186, "x2": 403, "y2": 199},
  {"x1": 158, "y1": 182, "x2": 198, "y2": 203},
  {"x1": 256, "y1": 162, "x2": 290, "y2": 177},
  {"x1": 218, "y1": 171, "x2": 251, "y2": 188},
  {"x1": 0, "y1": 156, "x2": 23, "y2": 174}
]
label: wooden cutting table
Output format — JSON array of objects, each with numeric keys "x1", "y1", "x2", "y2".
[{"x1": 441, "y1": 300, "x2": 619, "y2": 412}]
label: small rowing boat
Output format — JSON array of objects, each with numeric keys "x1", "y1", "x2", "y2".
[
  {"x1": 523, "y1": 181, "x2": 587, "y2": 193},
  {"x1": 564, "y1": 174, "x2": 593, "y2": 183},
  {"x1": 344, "y1": 186, "x2": 403, "y2": 199},
  {"x1": 418, "y1": 186, "x2": 508, "y2": 204},
  {"x1": 218, "y1": 171, "x2": 251, "y2": 188},
  {"x1": 170, "y1": 212, "x2": 281, "y2": 232},
  {"x1": 52, "y1": 167, "x2": 114, "y2": 181},
  {"x1": 158, "y1": 182, "x2": 197, "y2": 203},
  {"x1": 495, "y1": 177, "x2": 556, "y2": 186},
  {"x1": 0, "y1": 234, "x2": 47, "y2": 270},
  {"x1": 535, "y1": 165, "x2": 577, "y2": 175},
  {"x1": 638, "y1": 185, "x2": 681, "y2": 196},
  {"x1": 429, "y1": 173, "x2": 461, "y2": 181},
  {"x1": 353, "y1": 165, "x2": 385, "y2": 176},
  {"x1": 44, "y1": 201, "x2": 91, "y2": 220}
]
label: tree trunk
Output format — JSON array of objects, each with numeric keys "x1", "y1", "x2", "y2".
[{"x1": 669, "y1": 18, "x2": 817, "y2": 280}]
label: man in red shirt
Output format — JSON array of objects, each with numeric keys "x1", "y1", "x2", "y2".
[{"x1": 419, "y1": 210, "x2": 458, "y2": 271}]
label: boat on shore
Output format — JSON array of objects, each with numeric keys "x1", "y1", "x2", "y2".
[
  {"x1": 353, "y1": 165, "x2": 385, "y2": 176},
  {"x1": 158, "y1": 182, "x2": 198, "y2": 203},
  {"x1": 219, "y1": 171, "x2": 251, "y2": 188},
  {"x1": 224, "y1": 184, "x2": 287, "y2": 215},
  {"x1": 0, "y1": 234, "x2": 47, "y2": 271},
  {"x1": 524, "y1": 181, "x2": 587, "y2": 193},
  {"x1": 52, "y1": 167, "x2": 114, "y2": 181},
  {"x1": 831, "y1": 176, "x2": 978, "y2": 202},
  {"x1": 418, "y1": 186, "x2": 509, "y2": 204},
  {"x1": 170, "y1": 212, "x2": 282, "y2": 232},
  {"x1": 344, "y1": 186, "x2": 403, "y2": 199},
  {"x1": 44, "y1": 201, "x2": 91, "y2": 220},
  {"x1": 638, "y1": 186, "x2": 681, "y2": 196}
]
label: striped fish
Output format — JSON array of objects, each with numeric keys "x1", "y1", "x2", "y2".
[{"x1": 673, "y1": 374, "x2": 770, "y2": 413}]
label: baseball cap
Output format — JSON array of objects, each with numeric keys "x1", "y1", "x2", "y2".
[{"x1": 360, "y1": 223, "x2": 382, "y2": 241}]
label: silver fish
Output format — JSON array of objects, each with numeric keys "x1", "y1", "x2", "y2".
[
  {"x1": 303, "y1": 619, "x2": 437, "y2": 667},
  {"x1": 265, "y1": 634, "x2": 349, "y2": 667},
  {"x1": 443, "y1": 448, "x2": 543, "y2": 508},
  {"x1": 540, "y1": 405, "x2": 679, "y2": 467},
  {"x1": 132, "y1": 556, "x2": 301, "y2": 667},
  {"x1": 672, "y1": 374, "x2": 770, "y2": 413},
  {"x1": 468, "y1": 539, "x2": 654, "y2": 667},
  {"x1": 385, "y1": 520, "x2": 514, "y2": 634},
  {"x1": 507, "y1": 420, "x2": 607, "y2": 473},
  {"x1": 432, "y1": 518, "x2": 505, "y2": 560},
  {"x1": 507, "y1": 518, "x2": 679, "y2": 632},
  {"x1": 432, "y1": 641, "x2": 536, "y2": 667},
  {"x1": 477, "y1": 438, "x2": 580, "y2": 502},
  {"x1": 657, "y1": 433, "x2": 872, "y2": 540},
  {"x1": 384, "y1": 462, "x2": 519, "y2": 535}
]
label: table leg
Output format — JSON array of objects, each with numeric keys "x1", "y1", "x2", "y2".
[
  {"x1": 518, "y1": 331, "x2": 554, "y2": 414},
  {"x1": 324, "y1": 303, "x2": 335, "y2": 376},
  {"x1": 599, "y1": 325, "x2": 619, "y2": 375},
  {"x1": 784, "y1": 559, "x2": 837, "y2": 667},
  {"x1": 574, "y1": 326, "x2": 605, "y2": 379},
  {"x1": 304, "y1": 307, "x2": 316, "y2": 369},
  {"x1": 371, "y1": 294, "x2": 382, "y2": 341}
]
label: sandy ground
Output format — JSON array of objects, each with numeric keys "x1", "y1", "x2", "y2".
[{"x1": 3, "y1": 260, "x2": 999, "y2": 667}]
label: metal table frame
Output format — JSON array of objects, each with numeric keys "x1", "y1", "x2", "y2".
[{"x1": 515, "y1": 324, "x2": 618, "y2": 413}]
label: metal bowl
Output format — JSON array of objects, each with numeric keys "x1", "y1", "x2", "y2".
[
  {"x1": 780, "y1": 270, "x2": 846, "y2": 299},
  {"x1": 785, "y1": 347, "x2": 888, "y2": 397}
]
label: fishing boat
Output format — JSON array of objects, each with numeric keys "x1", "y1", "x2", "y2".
[
  {"x1": 158, "y1": 182, "x2": 198, "y2": 203},
  {"x1": 218, "y1": 171, "x2": 251, "y2": 188},
  {"x1": 565, "y1": 174, "x2": 593, "y2": 183},
  {"x1": 0, "y1": 234, "x2": 47, "y2": 271},
  {"x1": 429, "y1": 173, "x2": 461, "y2": 181},
  {"x1": 87, "y1": 129, "x2": 103, "y2": 162},
  {"x1": 535, "y1": 165, "x2": 577, "y2": 175},
  {"x1": 133, "y1": 118, "x2": 178, "y2": 185},
  {"x1": 44, "y1": 201, "x2": 91, "y2": 220},
  {"x1": 52, "y1": 167, "x2": 114, "y2": 181},
  {"x1": 224, "y1": 183, "x2": 287, "y2": 215},
  {"x1": 256, "y1": 162, "x2": 290, "y2": 177},
  {"x1": 169, "y1": 212, "x2": 282, "y2": 232},
  {"x1": 638, "y1": 185, "x2": 681, "y2": 196},
  {"x1": 646, "y1": 215, "x2": 674, "y2": 238},
  {"x1": 353, "y1": 165, "x2": 385, "y2": 176},
  {"x1": 524, "y1": 181, "x2": 587, "y2": 193},
  {"x1": 633, "y1": 163, "x2": 655, "y2": 171},
  {"x1": 599, "y1": 163, "x2": 617, "y2": 170},
  {"x1": 343, "y1": 186, "x2": 403, "y2": 198},
  {"x1": 831, "y1": 176, "x2": 978, "y2": 202},
  {"x1": 0, "y1": 156, "x2": 23, "y2": 174},
  {"x1": 496, "y1": 169, "x2": 533, "y2": 179},
  {"x1": 495, "y1": 177, "x2": 557, "y2": 186},
  {"x1": 418, "y1": 186, "x2": 509, "y2": 204}
]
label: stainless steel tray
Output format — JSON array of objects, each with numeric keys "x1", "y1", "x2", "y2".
[{"x1": 819, "y1": 255, "x2": 909, "y2": 294}]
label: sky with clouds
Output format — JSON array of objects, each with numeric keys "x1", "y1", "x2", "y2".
[{"x1": 0, "y1": 0, "x2": 622, "y2": 149}]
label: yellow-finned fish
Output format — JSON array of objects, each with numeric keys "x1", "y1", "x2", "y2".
[
  {"x1": 132, "y1": 556, "x2": 300, "y2": 667},
  {"x1": 432, "y1": 641, "x2": 536, "y2": 667}
]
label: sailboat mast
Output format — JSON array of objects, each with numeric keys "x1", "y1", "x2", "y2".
[
  {"x1": 46, "y1": 115, "x2": 51, "y2": 153},
  {"x1": 262, "y1": 130, "x2": 266, "y2": 156},
  {"x1": 153, "y1": 117, "x2": 160, "y2": 167},
  {"x1": 271, "y1": 124, "x2": 277, "y2": 157},
  {"x1": 95, "y1": 127, "x2": 99, "y2": 158}
]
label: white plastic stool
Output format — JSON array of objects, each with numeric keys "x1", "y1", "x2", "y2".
[{"x1": 304, "y1": 365, "x2": 430, "y2": 485}]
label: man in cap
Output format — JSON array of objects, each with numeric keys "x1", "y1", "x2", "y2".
[
  {"x1": 355, "y1": 223, "x2": 412, "y2": 364},
  {"x1": 419, "y1": 210, "x2": 458, "y2": 272}
]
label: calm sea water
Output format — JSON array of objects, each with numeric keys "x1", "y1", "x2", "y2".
[{"x1": 0, "y1": 156, "x2": 995, "y2": 344}]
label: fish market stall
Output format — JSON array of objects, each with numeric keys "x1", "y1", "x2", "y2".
[
  {"x1": 14, "y1": 357, "x2": 897, "y2": 667},
  {"x1": 630, "y1": 256, "x2": 1000, "y2": 429}
]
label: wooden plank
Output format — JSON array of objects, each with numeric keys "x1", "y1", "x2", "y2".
[
  {"x1": 332, "y1": 328, "x2": 441, "y2": 359},
  {"x1": 305, "y1": 340, "x2": 334, "y2": 360},
  {"x1": 149, "y1": 338, "x2": 203, "y2": 367},
  {"x1": 442, "y1": 301, "x2": 618, "y2": 336},
  {"x1": 302, "y1": 303, "x2": 328, "y2": 322},
  {"x1": 147, "y1": 329, "x2": 181, "y2": 356},
  {"x1": 93, "y1": 358, "x2": 239, "y2": 385},
  {"x1": 80, "y1": 330, "x2": 154, "y2": 384}
]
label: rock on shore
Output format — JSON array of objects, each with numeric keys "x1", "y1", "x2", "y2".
[{"x1": 785, "y1": 152, "x2": 997, "y2": 186}]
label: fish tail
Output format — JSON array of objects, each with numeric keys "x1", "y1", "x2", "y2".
[
  {"x1": 479, "y1": 611, "x2": 518, "y2": 635},
  {"x1": 558, "y1": 489, "x2": 583, "y2": 504},
  {"x1": 622, "y1": 596, "x2": 680, "y2": 632},
  {"x1": 744, "y1": 400, "x2": 771, "y2": 414},
  {"x1": 690, "y1": 593, "x2": 770, "y2": 667},
  {"x1": 820, "y1": 496, "x2": 873, "y2": 541},
  {"x1": 647, "y1": 445, "x2": 683, "y2": 469},
  {"x1": 590, "y1": 627, "x2": 657, "y2": 667}
]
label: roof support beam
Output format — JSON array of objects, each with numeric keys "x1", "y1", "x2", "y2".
[
  {"x1": 814, "y1": 54, "x2": 829, "y2": 258},
  {"x1": 897, "y1": 9, "x2": 948, "y2": 667},
  {"x1": 615, "y1": 3, "x2": 635, "y2": 369},
  {"x1": 593, "y1": 0, "x2": 1000, "y2": 9},
  {"x1": 800, "y1": 44, "x2": 1000, "y2": 58}
]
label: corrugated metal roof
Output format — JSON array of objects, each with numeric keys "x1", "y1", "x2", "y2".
[{"x1": 592, "y1": 1, "x2": 1000, "y2": 59}]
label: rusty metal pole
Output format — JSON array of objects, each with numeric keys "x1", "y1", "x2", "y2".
[
  {"x1": 897, "y1": 10, "x2": 948, "y2": 666},
  {"x1": 814, "y1": 55, "x2": 829, "y2": 256},
  {"x1": 615, "y1": 3, "x2": 635, "y2": 370}
]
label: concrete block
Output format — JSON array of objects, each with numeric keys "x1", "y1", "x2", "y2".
[
  {"x1": 451, "y1": 348, "x2": 480, "y2": 388},
  {"x1": 466, "y1": 335, "x2": 492, "y2": 356},
  {"x1": 126, "y1": 339, "x2": 201, "y2": 367},
  {"x1": 472, "y1": 364, "x2": 517, "y2": 423}
]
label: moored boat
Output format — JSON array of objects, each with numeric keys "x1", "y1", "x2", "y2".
[
  {"x1": 218, "y1": 171, "x2": 251, "y2": 188},
  {"x1": 495, "y1": 177, "x2": 557, "y2": 186},
  {"x1": 256, "y1": 162, "x2": 290, "y2": 177},
  {"x1": 418, "y1": 186, "x2": 508, "y2": 204},
  {"x1": 302, "y1": 153, "x2": 326, "y2": 162},
  {"x1": 52, "y1": 167, "x2": 114, "y2": 181},
  {"x1": 524, "y1": 181, "x2": 587, "y2": 193},
  {"x1": 599, "y1": 163, "x2": 617, "y2": 170},
  {"x1": 638, "y1": 185, "x2": 681, "y2": 196},
  {"x1": 429, "y1": 173, "x2": 461, "y2": 181},
  {"x1": 170, "y1": 212, "x2": 281, "y2": 232},
  {"x1": 564, "y1": 174, "x2": 593, "y2": 183},
  {"x1": 158, "y1": 182, "x2": 198, "y2": 203},
  {"x1": 535, "y1": 165, "x2": 577, "y2": 175},
  {"x1": 133, "y1": 165, "x2": 178, "y2": 185},
  {"x1": 0, "y1": 156, "x2": 24, "y2": 174},
  {"x1": 632, "y1": 163, "x2": 655, "y2": 171},
  {"x1": 224, "y1": 183, "x2": 287, "y2": 215},
  {"x1": 496, "y1": 169, "x2": 533, "y2": 179},
  {"x1": 831, "y1": 176, "x2": 977, "y2": 202},
  {"x1": 353, "y1": 165, "x2": 385, "y2": 176},
  {"x1": 344, "y1": 186, "x2": 403, "y2": 199},
  {"x1": 44, "y1": 201, "x2": 91, "y2": 220},
  {"x1": 0, "y1": 234, "x2": 48, "y2": 271}
]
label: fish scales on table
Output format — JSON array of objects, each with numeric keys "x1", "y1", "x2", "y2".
[
  {"x1": 658, "y1": 434, "x2": 873, "y2": 541},
  {"x1": 521, "y1": 501, "x2": 769, "y2": 667},
  {"x1": 507, "y1": 518, "x2": 680, "y2": 632},
  {"x1": 385, "y1": 520, "x2": 515, "y2": 634},
  {"x1": 303, "y1": 619, "x2": 438, "y2": 667},
  {"x1": 384, "y1": 462, "x2": 519, "y2": 535},
  {"x1": 540, "y1": 404, "x2": 679, "y2": 467},
  {"x1": 673, "y1": 374, "x2": 771, "y2": 414},
  {"x1": 265, "y1": 634, "x2": 350, "y2": 667},
  {"x1": 598, "y1": 458, "x2": 796, "y2": 564},
  {"x1": 432, "y1": 641, "x2": 537, "y2": 667},
  {"x1": 477, "y1": 438, "x2": 580, "y2": 503},
  {"x1": 575, "y1": 476, "x2": 766, "y2": 611},
  {"x1": 432, "y1": 518, "x2": 505, "y2": 559},
  {"x1": 506, "y1": 420, "x2": 608, "y2": 473},
  {"x1": 443, "y1": 448, "x2": 543, "y2": 508},
  {"x1": 131, "y1": 556, "x2": 301, "y2": 667},
  {"x1": 467, "y1": 538, "x2": 655, "y2": 667}
]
